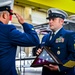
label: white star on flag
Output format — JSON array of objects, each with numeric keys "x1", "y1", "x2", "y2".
[
  {"x1": 42, "y1": 54, "x2": 45, "y2": 57},
  {"x1": 38, "y1": 60, "x2": 41, "y2": 63}
]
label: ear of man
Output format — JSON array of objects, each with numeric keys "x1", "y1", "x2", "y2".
[
  {"x1": 2, "y1": 12, "x2": 6, "y2": 19},
  {"x1": 0, "y1": 11, "x2": 8, "y2": 19},
  {"x1": 59, "y1": 18, "x2": 64, "y2": 25},
  {"x1": 0, "y1": 11, "x2": 9, "y2": 24}
]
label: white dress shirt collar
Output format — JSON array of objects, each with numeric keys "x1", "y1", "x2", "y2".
[{"x1": 54, "y1": 27, "x2": 63, "y2": 35}]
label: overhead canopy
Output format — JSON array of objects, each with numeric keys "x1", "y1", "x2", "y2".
[{"x1": 15, "y1": 0, "x2": 75, "y2": 15}]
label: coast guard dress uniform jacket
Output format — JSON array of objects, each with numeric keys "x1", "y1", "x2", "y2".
[
  {"x1": 41, "y1": 27, "x2": 75, "y2": 75},
  {"x1": 0, "y1": 21, "x2": 39, "y2": 75}
]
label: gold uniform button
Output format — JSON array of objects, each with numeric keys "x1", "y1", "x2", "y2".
[{"x1": 57, "y1": 50, "x2": 60, "y2": 55}]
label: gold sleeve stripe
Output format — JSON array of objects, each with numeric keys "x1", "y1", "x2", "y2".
[{"x1": 63, "y1": 60, "x2": 75, "y2": 68}]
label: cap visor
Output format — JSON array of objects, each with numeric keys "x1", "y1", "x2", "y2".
[{"x1": 46, "y1": 17, "x2": 49, "y2": 19}]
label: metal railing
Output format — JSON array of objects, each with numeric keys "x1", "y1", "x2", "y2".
[{"x1": 16, "y1": 56, "x2": 36, "y2": 75}]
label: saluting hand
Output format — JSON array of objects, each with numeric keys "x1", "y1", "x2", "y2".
[{"x1": 14, "y1": 13, "x2": 25, "y2": 24}]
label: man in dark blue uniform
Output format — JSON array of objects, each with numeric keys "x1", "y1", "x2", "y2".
[
  {"x1": 36, "y1": 8, "x2": 75, "y2": 75},
  {"x1": 0, "y1": 5, "x2": 39, "y2": 75}
]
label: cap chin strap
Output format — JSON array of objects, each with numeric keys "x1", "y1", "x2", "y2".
[{"x1": 46, "y1": 13, "x2": 65, "y2": 20}]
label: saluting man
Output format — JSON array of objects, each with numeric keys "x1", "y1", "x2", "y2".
[
  {"x1": 36, "y1": 8, "x2": 75, "y2": 75},
  {"x1": 0, "y1": 5, "x2": 39, "y2": 75}
]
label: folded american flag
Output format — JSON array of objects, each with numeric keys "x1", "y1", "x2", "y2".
[{"x1": 31, "y1": 47, "x2": 62, "y2": 67}]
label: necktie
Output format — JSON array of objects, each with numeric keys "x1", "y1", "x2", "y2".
[{"x1": 49, "y1": 32, "x2": 55, "y2": 40}]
